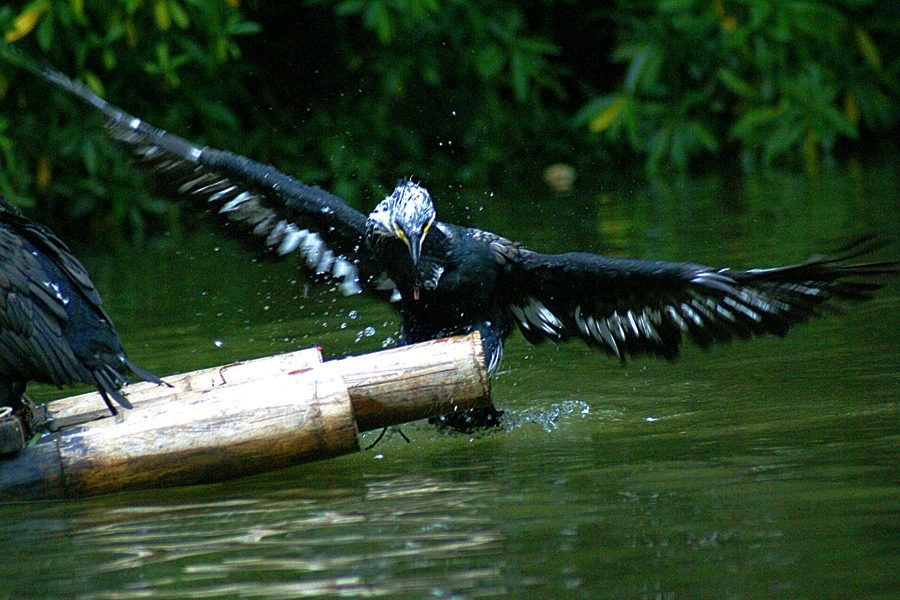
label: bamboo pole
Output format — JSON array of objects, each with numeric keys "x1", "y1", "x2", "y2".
[
  {"x1": 0, "y1": 333, "x2": 490, "y2": 499},
  {"x1": 59, "y1": 368, "x2": 358, "y2": 496},
  {"x1": 46, "y1": 346, "x2": 326, "y2": 428},
  {"x1": 336, "y1": 335, "x2": 490, "y2": 431}
]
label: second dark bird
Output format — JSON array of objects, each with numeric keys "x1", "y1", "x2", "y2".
[{"x1": 0, "y1": 195, "x2": 164, "y2": 421}]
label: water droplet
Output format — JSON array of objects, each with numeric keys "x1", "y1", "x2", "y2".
[
  {"x1": 214, "y1": 339, "x2": 224, "y2": 348},
  {"x1": 364, "y1": 326, "x2": 376, "y2": 337}
]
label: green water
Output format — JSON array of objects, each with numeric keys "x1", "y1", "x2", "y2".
[{"x1": 1, "y1": 164, "x2": 898, "y2": 599}]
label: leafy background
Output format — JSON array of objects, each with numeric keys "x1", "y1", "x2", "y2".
[{"x1": 0, "y1": 0, "x2": 897, "y2": 240}]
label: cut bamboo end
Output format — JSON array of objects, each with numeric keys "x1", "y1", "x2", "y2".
[{"x1": 338, "y1": 333, "x2": 490, "y2": 431}]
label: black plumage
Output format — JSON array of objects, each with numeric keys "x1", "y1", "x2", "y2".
[
  {"x1": 0, "y1": 196, "x2": 164, "y2": 419},
  {"x1": 4, "y1": 49, "x2": 898, "y2": 429}
]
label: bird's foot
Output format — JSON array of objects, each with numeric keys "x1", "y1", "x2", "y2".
[
  {"x1": 364, "y1": 427, "x2": 411, "y2": 450},
  {"x1": 428, "y1": 405, "x2": 504, "y2": 433}
]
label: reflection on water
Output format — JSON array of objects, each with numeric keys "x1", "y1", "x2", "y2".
[
  {"x1": 61, "y1": 477, "x2": 506, "y2": 598},
  {"x1": 2, "y1": 473, "x2": 512, "y2": 598},
  {"x1": 2, "y1": 164, "x2": 899, "y2": 598}
]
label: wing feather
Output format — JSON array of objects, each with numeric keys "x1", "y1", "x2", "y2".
[
  {"x1": 503, "y1": 237, "x2": 898, "y2": 361},
  {"x1": 29, "y1": 60, "x2": 378, "y2": 296},
  {"x1": 0, "y1": 222, "x2": 88, "y2": 385}
]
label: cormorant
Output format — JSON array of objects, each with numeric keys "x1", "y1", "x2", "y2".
[
  {"x1": 3, "y1": 49, "x2": 897, "y2": 429},
  {"x1": 0, "y1": 195, "x2": 165, "y2": 422}
]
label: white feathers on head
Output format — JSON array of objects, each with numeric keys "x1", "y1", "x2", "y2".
[{"x1": 365, "y1": 180, "x2": 436, "y2": 242}]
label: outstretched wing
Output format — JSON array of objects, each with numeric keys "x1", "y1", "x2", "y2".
[
  {"x1": 502, "y1": 237, "x2": 898, "y2": 361},
  {"x1": 20, "y1": 53, "x2": 374, "y2": 296}
]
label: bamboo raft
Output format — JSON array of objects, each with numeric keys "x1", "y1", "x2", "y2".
[{"x1": 0, "y1": 333, "x2": 489, "y2": 500}]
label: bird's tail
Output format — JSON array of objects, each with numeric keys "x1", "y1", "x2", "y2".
[
  {"x1": 123, "y1": 358, "x2": 169, "y2": 388},
  {"x1": 91, "y1": 367, "x2": 131, "y2": 415},
  {"x1": 92, "y1": 358, "x2": 170, "y2": 416}
]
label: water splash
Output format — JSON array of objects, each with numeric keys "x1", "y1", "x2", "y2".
[
  {"x1": 354, "y1": 326, "x2": 377, "y2": 343},
  {"x1": 501, "y1": 400, "x2": 590, "y2": 433}
]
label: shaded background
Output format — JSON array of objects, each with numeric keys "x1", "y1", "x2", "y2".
[
  {"x1": 0, "y1": 3, "x2": 899, "y2": 599},
  {"x1": 0, "y1": 0, "x2": 898, "y2": 240}
]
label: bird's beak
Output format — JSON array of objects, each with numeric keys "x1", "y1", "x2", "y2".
[
  {"x1": 407, "y1": 232, "x2": 422, "y2": 267},
  {"x1": 404, "y1": 220, "x2": 431, "y2": 268},
  {"x1": 409, "y1": 237, "x2": 422, "y2": 301},
  {"x1": 401, "y1": 221, "x2": 432, "y2": 302}
]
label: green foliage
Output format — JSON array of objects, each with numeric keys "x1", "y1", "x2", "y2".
[
  {"x1": 0, "y1": 0, "x2": 259, "y2": 238},
  {"x1": 0, "y1": 0, "x2": 898, "y2": 243},
  {"x1": 0, "y1": 1, "x2": 573, "y2": 238},
  {"x1": 577, "y1": 0, "x2": 900, "y2": 172},
  {"x1": 295, "y1": 0, "x2": 568, "y2": 201}
]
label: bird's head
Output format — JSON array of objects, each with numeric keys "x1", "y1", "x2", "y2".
[{"x1": 365, "y1": 180, "x2": 436, "y2": 270}]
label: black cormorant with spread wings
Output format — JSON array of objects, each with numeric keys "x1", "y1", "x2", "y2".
[
  {"x1": 0, "y1": 195, "x2": 165, "y2": 425},
  {"x1": 4, "y1": 48, "x2": 897, "y2": 429}
]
